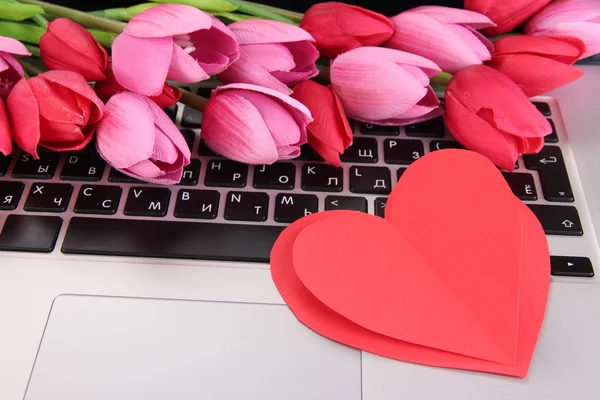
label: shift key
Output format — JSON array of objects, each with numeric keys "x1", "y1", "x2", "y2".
[{"x1": 527, "y1": 205, "x2": 583, "y2": 236}]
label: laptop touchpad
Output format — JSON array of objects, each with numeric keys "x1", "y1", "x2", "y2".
[{"x1": 25, "y1": 295, "x2": 361, "y2": 400}]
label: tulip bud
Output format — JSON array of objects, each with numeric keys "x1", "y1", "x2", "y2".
[
  {"x1": 201, "y1": 83, "x2": 312, "y2": 164},
  {"x1": 300, "y1": 2, "x2": 395, "y2": 58},
  {"x1": 0, "y1": 100, "x2": 11, "y2": 156},
  {"x1": 0, "y1": 36, "x2": 30, "y2": 101},
  {"x1": 445, "y1": 65, "x2": 552, "y2": 171},
  {"x1": 40, "y1": 18, "x2": 109, "y2": 81},
  {"x1": 464, "y1": 0, "x2": 551, "y2": 35}
]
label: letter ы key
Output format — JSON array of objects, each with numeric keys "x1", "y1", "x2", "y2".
[
  {"x1": 24, "y1": 183, "x2": 73, "y2": 212},
  {"x1": 174, "y1": 190, "x2": 220, "y2": 219},
  {"x1": 340, "y1": 138, "x2": 378, "y2": 163},
  {"x1": 12, "y1": 152, "x2": 59, "y2": 179},
  {"x1": 524, "y1": 146, "x2": 573, "y2": 202},
  {"x1": 253, "y1": 163, "x2": 295, "y2": 190},
  {"x1": 178, "y1": 159, "x2": 201, "y2": 186},
  {"x1": 60, "y1": 153, "x2": 106, "y2": 181},
  {"x1": 0, "y1": 181, "x2": 25, "y2": 210},
  {"x1": 124, "y1": 187, "x2": 171, "y2": 217},
  {"x1": 350, "y1": 166, "x2": 392, "y2": 195},
  {"x1": 224, "y1": 192, "x2": 269, "y2": 222},
  {"x1": 205, "y1": 160, "x2": 248, "y2": 188},
  {"x1": 325, "y1": 196, "x2": 367, "y2": 213},
  {"x1": 384, "y1": 139, "x2": 424, "y2": 164},
  {"x1": 74, "y1": 185, "x2": 122, "y2": 215},
  {"x1": 302, "y1": 164, "x2": 343, "y2": 192},
  {"x1": 275, "y1": 194, "x2": 318, "y2": 223}
]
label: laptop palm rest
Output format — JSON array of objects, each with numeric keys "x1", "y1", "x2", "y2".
[{"x1": 24, "y1": 295, "x2": 362, "y2": 400}]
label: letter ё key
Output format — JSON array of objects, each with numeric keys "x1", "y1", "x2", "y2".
[{"x1": 524, "y1": 146, "x2": 574, "y2": 202}]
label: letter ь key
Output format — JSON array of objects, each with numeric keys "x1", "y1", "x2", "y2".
[{"x1": 124, "y1": 187, "x2": 171, "y2": 217}]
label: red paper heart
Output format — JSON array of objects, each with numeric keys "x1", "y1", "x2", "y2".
[{"x1": 270, "y1": 149, "x2": 550, "y2": 378}]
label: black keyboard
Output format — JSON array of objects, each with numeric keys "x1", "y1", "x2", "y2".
[{"x1": 0, "y1": 101, "x2": 595, "y2": 277}]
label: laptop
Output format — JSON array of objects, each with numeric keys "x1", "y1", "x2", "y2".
[{"x1": 2, "y1": 1, "x2": 600, "y2": 399}]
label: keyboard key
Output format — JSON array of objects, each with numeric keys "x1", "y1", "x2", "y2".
[
  {"x1": 397, "y1": 168, "x2": 407, "y2": 181},
  {"x1": 174, "y1": 189, "x2": 219, "y2": 219},
  {"x1": 181, "y1": 105, "x2": 202, "y2": 128},
  {"x1": 0, "y1": 181, "x2": 24, "y2": 210},
  {"x1": 60, "y1": 153, "x2": 106, "y2": 181},
  {"x1": 274, "y1": 193, "x2": 319, "y2": 223},
  {"x1": 180, "y1": 129, "x2": 196, "y2": 150},
  {"x1": 224, "y1": 191, "x2": 269, "y2": 222},
  {"x1": 524, "y1": 146, "x2": 574, "y2": 202},
  {"x1": 533, "y1": 102, "x2": 551, "y2": 116},
  {"x1": 527, "y1": 205, "x2": 583, "y2": 236},
  {"x1": 350, "y1": 166, "x2": 392, "y2": 194},
  {"x1": 360, "y1": 122, "x2": 399, "y2": 136},
  {"x1": 0, "y1": 215, "x2": 62, "y2": 253},
  {"x1": 62, "y1": 217, "x2": 285, "y2": 262},
  {"x1": 24, "y1": 183, "x2": 73, "y2": 212},
  {"x1": 198, "y1": 140, "x2": 220, "y2": 157},
  {"x1": 205, "y1": 159, "x2": 248, "y2": 188},
  {"x1": 502, "y1": 172, "x2": 538, "y2": 201},
  {"x1": 12, "y1": 152, "x2": 59, "y2": 179},
  {"x1": 0, "y1": 154, "x2": 11, "y2": 176},
  {"x1": 375, "y1": 198, "x2": 387, "y2": 217},
  {"x1": 253, "y1": 163, "x2": 295, "y2": 190},
  {"x1": 178, "y1": 159, "x2": 201, "y2": 186},
  {"x1": 124, "y1": 187, "x2": 171, "y2": 217},
  {"x1": 406, "y1": 117, "x2": 445, "y2": 138},
  {"x1": 383, "y1": 139, "x2": 424, "y2": 164},
  {"x1": 551, "y1": 256, "x2": 594, "y2": 277},
  {"x1": 340, "y1": 138, "x2": 378, "y2": 164},
  {"x1": 301, "y1": 164, "x2": 343, "y2": 192},
  {"x1": 296, "y1": 145, "x2": 323, "y2": 161},
  {"x1": 73, "y1": 185, "x2": 122, "y2": 215},
  {"x1": 108, "y1": 168, "x2": 145, "y2": 184},
  {"x1": 545, "y1": 119, "x2": 558, "y2": 143},
  {"x1": 164, "y1": 105, "x2": 178, "y2": 122},
  {"x1": 325, "y1": 196, "x2": 367, "y2": 212},
  {"x1": 429, "y1": 140, "x2": 465, "y2": 152}
]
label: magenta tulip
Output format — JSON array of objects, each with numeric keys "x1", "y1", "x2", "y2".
[
  {"x1": 330, "y1": 47, "x2": 442, "y2": 126},
  {"x1": 0, "y1": 100, "x2": 10, "y2": 155},
  {"x1": 201, "y1": 83, "x2": 312, "y2": 164},
  {"x1": 0, "y1": 37, "x2": 30, "y2": 100},
  {"x1": 218, "y1": 20, "x2": 319, "y2": 95},
  {"x1": 112, "y1": 4, "x2": 239, "y2": 96},
  {"x1": 525, "y1": 0, "x2": 600, "y2": 59},
  {"x1": 96, "y1": 92, "x2": 191, "y2": 185},
  {"x1": 384, "y1": 6, "x2": 495, "y2": 73}
]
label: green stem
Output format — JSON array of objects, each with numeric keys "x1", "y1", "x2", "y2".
[
  {"x1": 226, "y1": 0, "x2": 296, "y2": 24},
  {"x1": 18, "y1": 58, "x2": 45, "y2": 76},
  {"x1": 430, "y1": 72, "x2": 453, "y2": 86},
  {"x1": 0, "y1": 20, "x2": 45, "y2": 44},
  {"x1": 239, "y1": 0, "x2": 303, "y2": 22},
  {"x1": 152, "y1": 0, "x2": 236, "y2": 13},
  {"x1": 18, "y1": 0, "x2": 126, "y2": 33},
  {"x1": 179, "y1": 89, "x2": 208, "y2": 112},
  {"x1": 87, "y1": 29, "x2": 117, "y2": 48},
  {"x1": 24, "y1": 43, "x2": 40, "y2": 56}
]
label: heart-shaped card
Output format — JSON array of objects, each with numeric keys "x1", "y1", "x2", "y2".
[{"x1": 270, "y1": 149, "x2": 550, "y2": 378}]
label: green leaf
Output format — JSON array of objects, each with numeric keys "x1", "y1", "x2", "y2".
[
  {"x1": 125, "y1": 3, "x2": 159, "y2": 19},
  {"x1": 212, "y1": 12, "x2": 255, "y2": 22},
  {"x1": 226, "y1": 0, "x2": 295, "y2": 24},
  {"x1": 0, "y1": 3, "x2": 45, "y2": 21},
  {"x1": 152, "y1": 0, "x2": 237, "y2": 13},
  {"x1": 0, "y1": 20, "x2": 45, "y2": 44}
]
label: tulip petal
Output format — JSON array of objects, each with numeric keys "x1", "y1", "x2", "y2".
[
  {"x1": 368, "y1": 107, "x2": 445, "y2": 127},
  {"x1": 188, "y1": 19, "x2": 239, "y2": 75},
  {"x1": 0, "y1": 100, "x2": 11, "y2": 156},
  {"x1": 309, "y1": 135, "x2": 342, "y2": 167},
  {"x1": 488, "y1": 54, "x2": 584, "y2": 97},
  {"x1": 531, "y1": 22, "x2": 600, "y2": 58},
  {"x1": 229, "y1": 19, "x2": 315, "y2": 45},
  {"x1": 446, "y1": 24, "x2": 492, "y2": 62},
  {"x1": 124, "y1": 4, "x2": 212, "y2": 38},
  {"x1": 39, "y1": 118, "x2": 84, "y2": 143},
  {"x1": 126, "y1": 159, "x2": 164, "y2": 179},
  {"x1": 493, "y1": 35, "x2": 584, "y2": 63},
  {"x1": 152, "y1": 127, "x2": 179, "y2": 164},
  {"x1": 343, "y1": 46, "x2": 441, "y2": 77},
  {"x1": 527, "y1": 0, "x2": 600, "y2": 30},
  {"x1": 0, "y1": 52, "x2": 25, "y2": 80},
  {"x1": 112, "y1": 34, "x2": 172, "y2": 96},
  {"x1": 167, "y1": 43, "x2": 210, "y2": 83},
  {"x1": 409, "y1": 6, "x2": 496, "y2": 29},
  {"x1": 395, "y1": 86, "x2": 441, "y2": 119},
  {"x1": 287, "y1": 41, "x2": 320, "y2": 71},
  {"x1": 7, "y1": 79, "x2": 40, "y2": 158},
  {"x1": 0, "y1": 36, "x2": 31, "y2": 56},
  {"x1": 96, "y1": 92, "x2": 155, "y2": 169},
  {"x1": 241, "y1": 43, "x2": 296, "y2": 72},
  {"x1": 28, "y1": 77, "x2": 84, "y2": 125}
]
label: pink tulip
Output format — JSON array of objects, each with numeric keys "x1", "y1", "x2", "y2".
[
  {"x1": 0, "y1": 37, "x2": 30, "y2": 100},
  {"x1": 0, "y1": 100, "x2": 11, "y2": 156},
  {"x1": 330, "y1": 47, "x2": 442, "y2": 126},
  {"x1": 96, "y1": 92, "x2": 191, "y2": 185},
  {"x1": 384, "y1": 6, "x2": 496, "y2": 73},
  {"x1": 112, "y1": 4, "x2": 239, "y2": 97},
  {"x1": 218, "y1": 20, "x2": 319, "y2": 95},
  {"x1": 201, "y1": 83, "x2": 312, "y2": 164},
  {"x1": 525, "y1": 0, "x2": 600, "y2": 59}
]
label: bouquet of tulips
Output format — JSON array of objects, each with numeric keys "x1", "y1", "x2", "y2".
[{"x1": 0, "y1": 0, "x2": 598, "y2": 184}]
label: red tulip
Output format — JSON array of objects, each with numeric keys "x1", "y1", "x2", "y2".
[
  {"x1": 0, "y1": 101, "x2": 10, "y2": 156},
  {"x1": 488, "y1": 35, "x2": 586, "y2": 97},
  {"x1": 7, "y1": 70, "x2": 104, "y2": 158},
  {"x1": 94, "y1": 63, "x2": 181, "y2": 109},
  {"x1": 445, "y1": 65, "x2": 552, "y2": 171},
  {"x1": 291, "y1": 80, "x2": 353, "y2": 167},
  {"x1": 464, "y1": 0, "x2": 552, "y2": 35},
  {"x1": 40, "y1": 18, "x2": 109, "y2": 81},
  {"x1": 300, "y1": 2, "x2": 395, "y2": 58}
]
